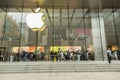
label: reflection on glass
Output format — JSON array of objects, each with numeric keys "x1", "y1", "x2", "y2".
[{"x1": 0, "y1": 7, "x2": 120, "y2": 61}]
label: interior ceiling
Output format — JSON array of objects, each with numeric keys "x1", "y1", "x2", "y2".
[
  {"x1": 1, "y1": 0, "x2": 120, "y2": 28},
  {"x1": 0, "y1": 0, "x2": 120, "y2": 8}
]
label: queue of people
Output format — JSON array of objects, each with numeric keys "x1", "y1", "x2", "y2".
[
  {"x1": 0, "y1": 51, "x2": 45, "y2": 62},
  {"x1": 106, "y1": 48, "x2": 120, "y2": 63},
  {"x1": 1, "y1": 48, "x2": 120, "y2": 62},
  {"x1": 50, "y1": 48, "x2": 94, "y2": 61}
]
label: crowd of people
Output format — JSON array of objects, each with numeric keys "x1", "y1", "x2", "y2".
[
  {"x1": 0, "y1": 49, "x2": 95, "y2": 62},
  {"x1": 50, "y1": 48, "x2": 94, "y2": 61},
  {"x1": 0, "y1": 51, "x2": 45, "y2": 62},
  {"x1": 107, "y1": 48, "x2": 120, "y2": 63},
  {"x1": 0, "y1": 48, "x2": 120, "y2": 62}
]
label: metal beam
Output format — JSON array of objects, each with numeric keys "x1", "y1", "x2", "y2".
[
  {"x1": 46, "y1": 8, "x2": 52, "y2": 26},
  {"x1": 1, "y1": 8, "x2": 7, "y2": 12},
  {"x1": 69, "y1": 8, "x2": 76, "y2": 27},
  {"x1": 16, "y1": 8, "x2": 21, "y2": 12},
  {"x1": 60, "y1": 9, "x2": 62, "y2": 27},
  {"x1": 31, "y1": 8, "x2": 35, "y2": 12}
]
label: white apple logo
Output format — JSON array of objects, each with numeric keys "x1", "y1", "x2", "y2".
[{"x1": 26, "y1": 13, "x2": 44, "y2": 29}]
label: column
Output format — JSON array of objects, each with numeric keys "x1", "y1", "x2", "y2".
[{"x1": 91, "y1": 15, "x2": 107, "y2": 61}]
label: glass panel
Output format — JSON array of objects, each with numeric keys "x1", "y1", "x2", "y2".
[{"x1": 0, "y1": 0, "x2": 120, "y2": 62}]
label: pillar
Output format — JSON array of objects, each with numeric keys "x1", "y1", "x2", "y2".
[{"x1": 91, "y1": 15, "x2": 107, "y2": 61}]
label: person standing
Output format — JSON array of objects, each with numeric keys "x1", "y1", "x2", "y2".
[
  {"x1": 77, "y1": 50, "x2": 81, "y2": 61},
  {"x1": 107, "y1": 48, "x2": 112, "y2": 63},
  {"x1": 117, "y1": 49, "x2": 120, "y2": 60},
  {"x1": 60, "y1": 51, "x2": 66, "y2": 61}
]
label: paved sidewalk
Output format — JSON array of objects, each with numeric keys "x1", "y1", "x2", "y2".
[{"x1": 0, "y1": 72, "x2": 120, "y2": 80}]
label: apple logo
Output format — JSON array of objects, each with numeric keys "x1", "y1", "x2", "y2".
[{"x1": 26, "y1": 13, "x2": 45, "y2": 29}]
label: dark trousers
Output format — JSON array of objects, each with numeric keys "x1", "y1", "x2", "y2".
[{"x1": 107, "y1": 54, "x2": 112, "y2": 63}]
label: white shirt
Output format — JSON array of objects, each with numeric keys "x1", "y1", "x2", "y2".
[{"x1": 107, "y1": 50, "x2": 112, "y2": 55}]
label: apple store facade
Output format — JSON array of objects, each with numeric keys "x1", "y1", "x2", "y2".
[{"x1": 0, "y1": 0, "x2": 120, "y2": 61}]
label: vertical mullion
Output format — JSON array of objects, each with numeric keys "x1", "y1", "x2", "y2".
[
  {"x1": 18, "y1": 0, "x2": 24, "y2": 56},
  {"x1": 52, "y1": 0, "x2": 54, "y2": 52},
  {"x1": 1, "y1": 1, "x2": 8, "y2": 46},
  {"x1": 112, "y1": 6, "x2": 119, "y2": 49},
  {"x1": 82, "y1": 7, "x2": 87, "y2": 51},
  {"x1": 67, "y1": 0, "x2": 70, "y2": 46},
  {"x1": 35, "y1": 30, "x2": 38, "y2": 61}
]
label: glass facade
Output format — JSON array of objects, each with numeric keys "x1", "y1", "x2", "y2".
[{"x1": 0, "y1": 0, "x2": 120, "y2": 61}]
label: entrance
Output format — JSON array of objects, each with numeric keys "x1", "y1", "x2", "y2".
[{"x1": 0, "y1": 0, "x2": 120, "y2": 61}]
